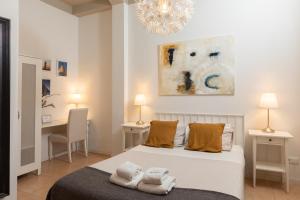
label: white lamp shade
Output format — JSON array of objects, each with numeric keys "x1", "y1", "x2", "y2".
[
  {"x1": 70, "y1": 93, "x2": 81, "y2": 104},
  {"x1": 260, "y1": 93, "x2": 278, "y2": 108},
  {"x1": 134, "y1": 94, "x2": 146, "y2": 106}
]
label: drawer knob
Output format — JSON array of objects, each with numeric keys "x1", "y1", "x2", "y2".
[
  {"x1": 130, "y1": 128, "x2": 133, "y2": 131},
  {"x1": 269, "y1": 138, "x2": 272, "y2": 142}
]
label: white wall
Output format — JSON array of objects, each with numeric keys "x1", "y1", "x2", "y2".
[
  {"x1": 20, "y1": 0, "x2": 79, "y2": 120},
  {"x1": 20, "y1": 0, "x2": 79, "y2": 161},
  {"x1": 127, "y1": 0, "x2": 300, "y2": 180},
  {"x1": 0, "y1": 0, "x2": 19, "y2": 199},
  {"x1": 111, "y1": 3, "x2": 129, "y2": 155},
  {"x1": 79, "y1": 11, "x2": 112, "y2": 154}
]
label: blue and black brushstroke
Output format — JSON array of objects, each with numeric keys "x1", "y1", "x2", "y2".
[
  {"x1": 168, "y1": 48, "x2": 175, "y2": 66},
  {"x1": 209, "y1": 51, "x2": 220, "y2": 58},
  {"x1": 184, "y1": 71, "x2": 193, "y2": 91},
  {"x1": 205, "y1": 74, "x2": 220, "y2": 90},
  {"x1": 190, "y1": 52, "x2": 196, "y2": 57}
]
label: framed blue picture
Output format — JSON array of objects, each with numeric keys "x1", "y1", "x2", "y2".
[
  {"x1": 57, "y1": 60, "x2": 68, "y2": 77},
  {"x1": 42, "y1": 79, "x2": 50, "y2": 97}
]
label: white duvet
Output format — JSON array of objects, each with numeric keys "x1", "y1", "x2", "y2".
[{"x1": 91, "y1": 145, "x2": 245, "y2": 200}]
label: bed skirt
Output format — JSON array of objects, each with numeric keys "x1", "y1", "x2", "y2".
[{"x1": 46, "y1": 167, "x2": 239, "y2": 200}]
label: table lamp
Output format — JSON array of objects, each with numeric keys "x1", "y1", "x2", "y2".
[
  {"x1": 260, "y1": 93, "x2": 278, "y2": 133},
  {"x1": 70, "y1": 93, "x2": 81, "y2": 108},
  {"x1": 134, "y1": 94, "x2": 146, "y2": 125}
]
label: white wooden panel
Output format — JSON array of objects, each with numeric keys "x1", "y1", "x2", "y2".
[
  {"x1": 155, "y1": 112, "x2": 245, "y2": 147},
  {"x1": 18, "y1": 56, "x2": 42, "y2": 176}
]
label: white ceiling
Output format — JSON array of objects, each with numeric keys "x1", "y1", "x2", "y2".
[
  {"x1": 41, "y1": 0, "x2": 135, "y2": 16},
  {"x1": 62, "y1": 0, "x2": 108, "y2": 6},
  {"x1": 41, "y1": 0, "x2": 112, "y2": 16}
]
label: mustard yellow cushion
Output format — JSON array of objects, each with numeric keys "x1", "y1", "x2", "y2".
[
  {"x1": 186, "y1": 123, "x2": 225, "y2": 153},
  {"x1": 145, "y1": 120, "x2": 178, "y2": 148}
]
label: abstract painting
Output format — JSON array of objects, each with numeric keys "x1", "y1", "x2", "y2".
[
  {"x1": 159, "y1": 36, "x2": 235, "y2": 95},
  {"x1": 42, "y1": 79, "x2": 50, "y2": 97},
  {"x1": 57, "y1": 60, "x2": 68, "y2": 77}
]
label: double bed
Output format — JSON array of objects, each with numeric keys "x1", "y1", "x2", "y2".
[{"x1": 47, "y1": 113, "x2": 245, "y2": 200}]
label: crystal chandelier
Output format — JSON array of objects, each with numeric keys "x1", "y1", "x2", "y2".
[{"x1": 135, "y1": 0, "x2": 194, "y2": 35}]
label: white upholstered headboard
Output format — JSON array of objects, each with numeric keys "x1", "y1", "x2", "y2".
[{"x1": 155, "y1": 112, "x2": 245, "y2": 147}]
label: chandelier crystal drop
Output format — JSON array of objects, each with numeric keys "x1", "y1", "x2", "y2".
[{"x1": 135, "y1": 0, "x2": 194, "y2": 35}]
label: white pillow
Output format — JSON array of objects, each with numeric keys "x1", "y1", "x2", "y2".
[
  {"x1": 184, "y1": 123, "x2": 234, "y2": 151},
  {"x1": 222, "y1": 132, "x2": 233, "y2": 151},
  {"x1": 223, "y1": 124, "x2": 234, "y2": 151},
  {"x1": 174, "y1": 126, "x2": 186, "y2": 147},
  {"x1": 184, "y1": 126, "x2": 190, "y2": 145},
  {"x1": 224, "y1": 123, "x2": 234, "y2": 132}
]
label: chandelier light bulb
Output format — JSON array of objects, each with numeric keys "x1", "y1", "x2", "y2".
[{"x1": 159, "y1": 0, "x2": 170, "y2": 14}]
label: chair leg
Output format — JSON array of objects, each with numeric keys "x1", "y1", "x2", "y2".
[
  {"x1": 83, "y1": 140, "x2": 88, "y2": 157},
  {"x1": 68, "y1": 142, "x2": 72, "y2": 163},
  {"x1": 48, "y1": 139, "x2": 53, "y2": 160}
]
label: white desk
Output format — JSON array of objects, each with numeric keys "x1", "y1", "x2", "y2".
[
  {"x1": 42, "y1": 119, "x2": 90, "y2": 129},
  {"x1": 42, "y1": 119, "x2": 69, "y2": 128}
]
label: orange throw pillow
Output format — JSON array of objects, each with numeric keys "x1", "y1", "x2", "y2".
[
  {"x1": 186, "y1": 123, "x2": 225, "y2": 153},
  {"x1": 145, "y1": 120, "x2": 178, "y2": 148}
]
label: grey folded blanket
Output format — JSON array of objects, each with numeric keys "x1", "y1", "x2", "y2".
[{"x1": 46, "y1": 167, "x2": 239, "y2": 200}]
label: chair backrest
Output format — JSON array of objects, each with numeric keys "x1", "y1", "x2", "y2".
[{"x1": 67, "y1": 108, "x2": 88, "y2": 143}]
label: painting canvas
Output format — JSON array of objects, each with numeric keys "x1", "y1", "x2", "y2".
[
  {"x1": 42, "y1": 79, "x2": 50, "y2": 97},
  {"x1": 42, "y1": 60, "x2": 51, "y2": 71},
  {"x1": 159, "y1": 36, "x2": 235, "y2": 95},
  {"x1": 57, "y1": 60, "x2": 68, "y2": 76}
]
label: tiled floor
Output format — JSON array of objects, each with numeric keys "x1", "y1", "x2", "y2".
[
  {"x1": 245, "y1": 179, "x2": 300, "y2": 200},
  {"x1": 18, "y1": 153, "x2": 109, "y2": 200},
  {"x1": 18, "y1": 153, "x2": 300, "y2": 200}
]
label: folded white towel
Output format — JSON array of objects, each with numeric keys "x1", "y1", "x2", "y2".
[
  {"x1": 138, "y1": 176, "x2": 176, "y2": 195},
  {"x1": 109, "y1": 172, "x2": 144, "y2": 189},
  {"x1": 143, "y1": 168, "x2": 169, "y2": 185},
  {"x1": 116, "y1": 161, "x2": 142, "y2": 181}
]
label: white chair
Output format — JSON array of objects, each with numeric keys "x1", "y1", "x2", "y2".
[{"x1": 48, "y1": 108, "x2": 88, "y2": 163}]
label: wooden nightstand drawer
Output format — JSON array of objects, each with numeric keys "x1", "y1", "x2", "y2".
[
  {"x1": 257, "y1": 137, "x2": 284, "y2": 145},
  {"x1": 123, "y1": 127, "x2": 140, "y2": 134}
]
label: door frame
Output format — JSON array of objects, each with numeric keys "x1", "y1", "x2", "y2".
[{"x1": 0, "y1": 16, "x2": 10, "y2": 199}]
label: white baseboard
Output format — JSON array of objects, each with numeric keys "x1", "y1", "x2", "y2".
[
  {"x1": 290, "y1": 178, "x2": 300, "y2": 183},
  {"x1": 43, "y1": 150, "x2": 111, "y2": 162},
  {"x1": 52, "y1": 151, "x2": 69, "y2": 158},
  {"x1": 88, "y1": 150, "x2": 111, "y2": 156}
]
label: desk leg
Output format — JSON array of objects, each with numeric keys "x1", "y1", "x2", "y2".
[
  {"x1": 138, "y1": 131, "x2": 144, "y2": 145},
  {"x1": 122, "y1": 130, "x2": 126, "y2": 152},
  {"x1": 253, "y1": 137, "x2": 257, "y2": 187},
  {"x1": 86, "y1": 122, "x2": 89, "y2": 152},
  {"x1": 83, "y1": 139, "x2": 88, "y2": 157},
  {"x1": 284, "y1": 139, "x2": 289, "y2": 192},
  {"x1": 131, "y1": 133, "x2": 134, "y2": 148}
]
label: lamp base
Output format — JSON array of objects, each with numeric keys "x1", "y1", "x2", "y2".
[
  {"x1": 262, "y1": 127, "x2": 275, "y2": 133},
  {"x1": 136, "y1": 120, "x2": 145, "y2": 125}
]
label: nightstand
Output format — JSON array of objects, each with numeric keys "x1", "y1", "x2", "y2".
[
  {"x1": 122, "y1": 122, "x2": 150, "y2": 152},
  {"x1": 249, "y1": 130, "x2": 293, "y2": 192}
]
